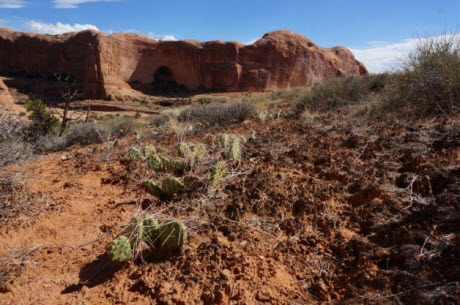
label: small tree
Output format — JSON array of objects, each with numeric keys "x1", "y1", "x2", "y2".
[
  {"x1": 24, "y1": 100, "x2": 59, "y2": 141},
  {"x1": 55, "y1": 73, "x2": 84, "y2": 136}
]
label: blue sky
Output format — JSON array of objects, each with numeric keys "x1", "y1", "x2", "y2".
[{"x1": 0, "y1": 0, "x2": 459, "y2": 72}]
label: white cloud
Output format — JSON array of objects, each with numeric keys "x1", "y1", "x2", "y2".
[
  {"x1": 147, "y1": 32, "x2": 176, "y2": 41},
  {"x1": 244, "y1": 38, "x2": 258, "y2": 45},
  {"x1": 27, "y1": 20, "x2": 99, "y2": 35},
  {"x1": 53, "y1": 0, "x2": 118, "y2": 8},
  {"x1": 350, "y1": 34, "x2": 460, "y2": 73},
  {"x1": 0, "y1": 0, "x2": 26, "y2": 8}
]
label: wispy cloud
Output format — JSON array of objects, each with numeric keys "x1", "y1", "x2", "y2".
[
  {"x1": 350, "y1": 34, "x2": 460, "y2": 73},
  {"x1": 53, "y1": 0, "x2": 118, "y2": 8},
  {"x1": 148, "y1": 32, "x2": 177, "y2": 41},
  {"x1": 27, "y1": 20, "x2": 99, "y2": 34},
  {"x1": 244, "y1": 38, "x2": 258, "y2": 45},
  {"x1": 0, "y1": 0, "x2": 26, "y2": 8}
]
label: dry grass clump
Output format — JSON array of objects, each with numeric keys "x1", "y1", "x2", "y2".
[{"x1": 178, "y1": 101, "x2": 257, "y2": 126}]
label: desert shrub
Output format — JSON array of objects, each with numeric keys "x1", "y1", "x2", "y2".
[
  {"x1": 0, "y1": 108, "x2": 33, "y2": 167},
  {"x1": 101, "y1": 116, "x2": 137, "y2": 138},
  {"x1": 295, "y1": 74, "x2": 386, "y2": 114},
  {"x1": 65, "y1": 121, "x2": 105, "y2": 146},
  {"x1": 151, "y1": 113, "x2": 172, "y2": 127},
  {"x1": 379, "y1": 34, "x2": 460, "y2": 117},
  {"x1": 178, "y1": 101, "x2": 257, "y2": 126},
  {"x1": 24, "y1": 100, "x2": 59, "y2": 141},
  {"x1": 35, "y1": 134, "x2": 68, "y2": 152}
]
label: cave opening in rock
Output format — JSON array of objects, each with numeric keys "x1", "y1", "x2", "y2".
[
  {"x1": 151, "y1": 66, "x2": 187, "y2": 96},
  {"x1": 154, "y1": 66, "x2": 175, "y2": 83}
]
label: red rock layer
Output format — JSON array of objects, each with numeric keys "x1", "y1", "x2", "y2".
[{"x1": 0, "y1": 28, "x2": 367, "y2": 100}]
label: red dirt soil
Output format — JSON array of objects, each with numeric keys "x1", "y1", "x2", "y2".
[{"x1": 0, "y1": 112, "x2": 459, "y2": 304}]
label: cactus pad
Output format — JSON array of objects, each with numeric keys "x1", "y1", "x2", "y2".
[
  {"x1": 143, "y1": 217, "x2": 160, "y2": 246},
  {"x1": 143, "y1": 180, "x2": 163, "y2": 197},
  {"x1": 144, "y1": 145, "x2": 156, "y2": 157},
  {"x1": 193, "y1": 144, "x2": 206, "y2": 160},
  {"x1": 211, "y1": 162, "x2": 225, "y2": 187},
  {"x1": 147, "y1": 155, "x2": 162, "y2": 171},
  {"x1": 128, "y1": 147, "x2": 142, "y2": 160},
  {"x1": 160, "y1": 156, "x2": 171, "y2": 171},
  {"x1": 157, "y1": 220, "x2": 187, "y2": 252},
  {"x1": 161, "y1": 177, "x2": 184, "y2": 196},
  {"x1": 122, "y1": 217, "x2": 144, "y2": 247},
  {"x1": 217, "y1": 133, "x2": 229, "y2": 148},
  {"x1": 229, "y1": 139, "x2": 240, "y2": 161},
  {"x1": 178, "y1": 142, "x2": 192, "y2": 157},
  {"x1": 108, "y1": 236, "x2": 132, "y2": 262}
]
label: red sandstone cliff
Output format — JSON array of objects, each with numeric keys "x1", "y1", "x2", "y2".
[
  {"x1": 0, "y1": 79, "x2": 13, "y2": 106},
  {"x1": 0, "y1": 28, "x2": 367, "y2": 100}
]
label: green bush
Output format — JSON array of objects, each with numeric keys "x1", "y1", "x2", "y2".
[
  {"x1": 379, "y1": 34, "x2": 460, "y2": 117},
  {"x1": 295, "y1": 75, "x2": 386, "y2": 114},
  {"x1": 24, "y1": 100, "x2": 59, "y2": 141}
]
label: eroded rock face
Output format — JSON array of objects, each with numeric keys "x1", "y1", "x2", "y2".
[
  {"x1": 0, "y1": 79, "x2": 14, "y2": 106},
  {"x1": 0, "y1": 28, "x2": 367, "y2": 100}
]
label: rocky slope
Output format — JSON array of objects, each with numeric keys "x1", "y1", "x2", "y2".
[{"x1": 0, "y1": 28, "x2": 367, "y2": 100}]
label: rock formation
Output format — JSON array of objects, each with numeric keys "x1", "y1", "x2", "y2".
[
  {"x1": 0, "y1": 79, "x2": 14, "y2": 106},
  {"x1": 0, "y1": 28, "x2": 367, "y2": 100}
]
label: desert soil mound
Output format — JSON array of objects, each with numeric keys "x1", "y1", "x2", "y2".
[{"x1": 0, "y1": 112, "x2": 458, "y2": 304}]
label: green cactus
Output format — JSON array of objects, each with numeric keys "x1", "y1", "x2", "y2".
[
  {"x1": 171, "y1": 159, "x2": 187, "y2": 171},
  {"x1": 160, "y1": 156, "x2": 171, "y2": 171},
  {"x1": 143, "y1": 217, "x2": 160, "y2": 246},
  {"x1": 108, "y1": 236, "x2": 132, "y2": 262},
  {"x1": 144, "y1": 145, "x2": 156, "y2": 157},
  {"x1": 193, "y1": 144, "x2": 206, "y2": 161},
  {"x1": 161, "y1": 177, "x2": 184, "y2": 196},
  {"x1": 143, "y1": 180, "x2": 163, "y2": 197},
  {"x1": 217, "y1": 133, "x2": 229, "y2": 148},
  {"x1": 238, "y1": 135, "x2": 248, "y2": 144},
  {"x1": 178, "y1": 142, "x2": 192, "y2": 157},
  {"x1": 210, "y1": 162, "x2": 225, "y2": 187},
  {"x1": 229, "y1": 138, "x2": 240, "y2": 161},
  {"x1": 157, "y1": 220, "x2": 187, "y2": 252},
  {"x1": 122, "y1": 217, "x2": 144, "y2": 247},
  {"x1": 129, "y1": 147, "x2": 142, "y2": 160},
  {"x1": 147, "y1": 155, "x2": 162, "y2": 171}
]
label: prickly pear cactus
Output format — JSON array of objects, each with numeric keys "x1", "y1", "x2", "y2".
[
  {"x1": 171, "y1": 159, "x2": 187, "y2": 171},
  {"x1": 143, "y1": 180, "x2": 163, "y2": 197},
  {"x1": 217, "y1": 133, "x2": 229, "y2": 148},
  {"x1": 128, "y1": 147, "x2": 142, "y2": 160},
  {"x1": 122, "y1": 217, "x2": 144, "y2": 247},
  {"x1": 178, "y1": 142, "x2": 192, "y2": 157},
  {"x1": 157, "y1": 220, "x2": 187, "y2": 252},
  {"x1": 210, "y1": 162, "x2": 225, "y2": 187},
  {"x1": 161, "y1": 177, "x2": 184, "y2": 196},
  {"x1": 143, "y1": 217, "x2": 159, "y2": 246},
  {"x1": 229, "y1": 139, "x2": 240, "y2": 161},
  {"x1": 144, "y1": 145, "x2": 156, "y2": 157},
  {"x1": 147, "y1": 155, "x2": 162, "y2": 171},
  {"x1": 248, "y1": 130, "x2": 256, "y2": 140},
  {"x1": 108, "y1": 236, "x2": 132, "y2": 262},
  {"x1": 193, "y1": 144, "x2": 206, "y2": 161},
  {"x1": 160, "y1": 156, "x2": 171, "y2": 172}
]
